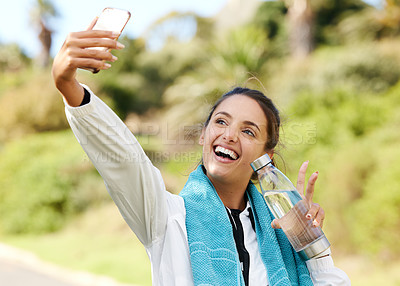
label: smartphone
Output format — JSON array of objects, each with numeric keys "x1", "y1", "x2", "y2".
[{"x1": 85, "y1": 7, "x2": 131, "y2": 73}]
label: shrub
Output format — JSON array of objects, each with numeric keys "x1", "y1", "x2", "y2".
[
  {"x1": 268, "y1": 44, "x2": 400, "y2": 105},
  {"x1": 0, "y1": 44, "x2": 31, "y2": 72},
  {"x1": 0, "y1": 70, "x2": 69, "y2": 142},
  {"x1": 349, "y1": 142, "x2": 400, "y2": 259},
  {"x1": 280, "y1": 76, "x2": 400, "y2": 258},
  {"x1": 0, "y1": 131, "x2": 109, "y2": 234}
]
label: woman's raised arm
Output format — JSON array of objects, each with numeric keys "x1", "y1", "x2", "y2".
[{"x1": 52, "y1": 23, "x2": 168, "y2": 247}]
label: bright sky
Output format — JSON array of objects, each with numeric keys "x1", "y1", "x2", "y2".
[
  {"x1": 0, "y1": 0, "x2": 382, "y2": 58},
  {"x1": 0, "y1": 0, "x2": 228, "y2": 58}
]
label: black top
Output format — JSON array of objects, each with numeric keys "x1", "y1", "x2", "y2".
[
  {"x1": 226, "y1": 206, "x2": 256, "y2": 286},
  {"x1": 80, "y1": 87, "x2": 91, "y2": 106}
]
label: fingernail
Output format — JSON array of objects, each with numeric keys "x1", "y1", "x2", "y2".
[
  {"x1": 116, "y1": 42, "x2": 125, "y2": 49},
  {"x1": 104, "y1": 63, "x2": 111, "y2": 69},
  {"x1": 306, "y1": 214, "x2": 312, "y2": 219},
  {"x1": 313, "y1": 220, "x2": 319, "y2": 227},
  {"x1": 111, "y1": 55, "x2": 118, "y2": 62},
  {"x1": 111, "y1": 31, "x2": 120, "y2": 38}
]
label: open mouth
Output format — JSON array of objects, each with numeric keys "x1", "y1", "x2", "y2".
[{"x1": 214, "y1": 146, "x2": 239, "y2": 160}]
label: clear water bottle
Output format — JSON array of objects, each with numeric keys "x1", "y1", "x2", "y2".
[{"x1": 251, "y1": 153, "x2": 330, "y2": 260}]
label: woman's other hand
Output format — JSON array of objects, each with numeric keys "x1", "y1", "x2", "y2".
[{"x1": 271, "y1": 161, "x2": 325, "y2": 229}]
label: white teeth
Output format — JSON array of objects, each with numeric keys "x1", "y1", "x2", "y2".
[{"x1": 215, "y1": 146, "x2": 238, "y2": 160}]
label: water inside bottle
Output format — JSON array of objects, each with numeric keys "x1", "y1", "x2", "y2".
[
  {"x1": 263, "y1": 190, "x2": 302, "y2": 219},
  {"x1": 264, "y1": 190, "x2": 325, "y2": 252}
]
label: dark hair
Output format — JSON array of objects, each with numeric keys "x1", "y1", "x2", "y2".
[{"x1": 204, "y1": 87, "x2": 281, "y2": 153}]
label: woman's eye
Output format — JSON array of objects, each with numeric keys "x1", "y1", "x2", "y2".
[
  {"x1": 243, "y1": 129, "x2": 255, "y2": 137},
  {"x1": 216, "y1": 119, "x2": 227, "y2": 125}
]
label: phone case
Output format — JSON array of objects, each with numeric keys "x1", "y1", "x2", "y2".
[{"x1": 84, "y1": 7, "x2": 131, "y2": 73}]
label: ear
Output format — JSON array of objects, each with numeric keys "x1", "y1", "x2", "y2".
[{"x1": 198, "y1": 128, "x2": 205, "y2": 145}]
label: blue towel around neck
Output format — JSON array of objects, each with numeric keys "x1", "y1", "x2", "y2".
[{"x1": 179, "y1": 165, "x2": 313, "y2": 286}]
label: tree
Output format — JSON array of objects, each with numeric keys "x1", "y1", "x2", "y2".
[
  {"x1": 377, "y1": 0, "x2": 400, "y2": 36},
  {"x1": 143, "y1": 11, "x2": 212, "y2": 50},
  {"x1": 284, "y1": 0, "x2": 314, "y2": 58},
  {"x1": 0, "y1": 44, "x2": 31, "y2": 72},
  {"x1": 30, "y1": 0, "x2": 58, "y2": 67},
  {"x1": 312, "y1": 0, "x2": 369, "y2": 44},
  {"x1": 162, "y1": 24, "x2": 269, "y2": 138}
]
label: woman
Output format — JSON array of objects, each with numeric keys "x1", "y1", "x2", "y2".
[{"x1": 52, "y1": 20, "x2": 350, "y2": 286}]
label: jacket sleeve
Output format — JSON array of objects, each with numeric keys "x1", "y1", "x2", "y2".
[
  {"x1": 306, "y1": 255, "x2": 351, "y2": 285},
  {"x1": 64, "y1": 84, "x2": 167, "y2": 247}
]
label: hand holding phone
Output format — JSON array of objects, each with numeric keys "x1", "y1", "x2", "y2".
[
  {"x1": 52, "y1": 7, "x2": 131, "y2": 105},
  {"x1": 85, "y1": 7, "x2": 131, "y2": 73}
]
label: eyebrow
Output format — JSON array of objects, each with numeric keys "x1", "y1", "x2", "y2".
[{"x1": 215, "y1": 111, "x2": 261, "y2": 132}]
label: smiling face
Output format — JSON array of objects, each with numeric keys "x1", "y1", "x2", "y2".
[{"x1": 199, "y1": 94, "x2": 270, "y2": 187}]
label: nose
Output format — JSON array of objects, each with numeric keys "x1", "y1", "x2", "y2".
[{"x1": 223, "y1": 125, "x2": 239, "y2": 143}]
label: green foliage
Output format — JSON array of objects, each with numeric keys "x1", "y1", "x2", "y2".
[
  {"x1": 335, "y1": 8, "x2": 382, "y2": 44},
  {"x1": 376, "y1": 0, "x2": 400, "y2": 37},
  {"x1": 252, "y1": 1, "x2": 289, "y2": 57},
  {"x1": 98, "y1": 37, "x2": 203, "y2": 118},
  {"x1": 0, "y1": 131, "x2": 108, "y2": 234},
  {"x1": 162, "y1": 24, "x2": 270, "y2": 136},
  {"x1": 269, "y1": 43, "x2": 400, "y2": 105},
  {"x1": 0, "y1": 44, "x2": 31, "y2": 72},
  {"x1": 99, "y1": 73, "x2": 156, "y2": 118},
  {"x1": 195, "y1": 16, "x2": 214, "y2": 40},
  {"x1": 211, "y1": 25, "x2": 268, "y2": 73},
  {"x1": 268, "y1": 41, "x2": 400, "y2": 260},
  {"x1": 30, "y1": 0, "x2": 59, "y2": 22},
  {"x1": 254, "y1": 1, "x2": 287, "y2": 40},
  {"x1": 350, "y1": 142, "x2": 400, "y2": 259},
  {"x1": 289, "y1": 89, "x2": 389, "y2": 140},
  {"x1": 0, "y1": 70, "x2": 69, "y2": 142},
  {"x1": 105, "y1": 36, "x2": 146, "y2": 73},
  {"x1": 312, "y1": 0, "x2": 370, "y2": 45},
  {"x1": 281, "y1": 73, "x2": 400, "y2": 257}
]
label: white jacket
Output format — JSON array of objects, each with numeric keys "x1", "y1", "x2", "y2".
[{"x1": 65, "y1": 85, "x2": 351, "y2": 286}]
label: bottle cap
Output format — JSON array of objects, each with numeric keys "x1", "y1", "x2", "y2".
[{"x1": 251, "y1": 153, "x2": 272, "y2": 171}]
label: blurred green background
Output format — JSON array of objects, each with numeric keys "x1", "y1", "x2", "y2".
[{"x1": 1, "y1": 0, "x2": 400, "y2": 285}]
